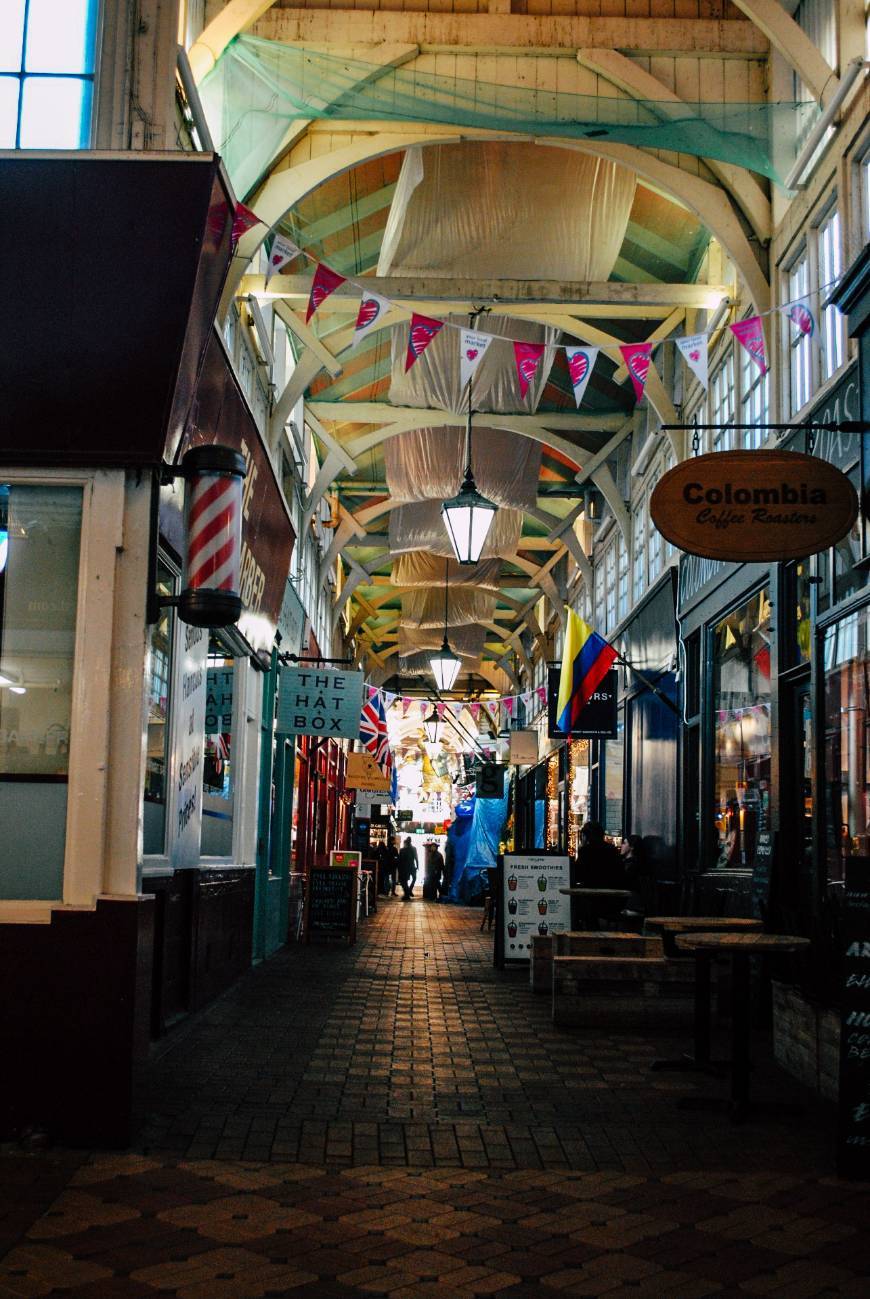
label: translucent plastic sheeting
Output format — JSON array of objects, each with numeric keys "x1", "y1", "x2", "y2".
[
  {"x1": 378, "y1": 143, "x2": 635, "y2": 281},
  {"x1": 455, "y1": 789, "x2": 509, "y2": 900},
  {"x1": 389, "y1": 313, "x2": 557, "y2": 416},
  {"x1": 398, "y1": 624, "x2": 487, "y2": 658},
  {"x1": 391, "y1": 552, "x2": 503, "y2": 590},
  {"x1": 389, "y1": 498, "x2": 523, "y2": 560},
  {"x1": 202, "y1": 38, "x2": 816, "y2": 195},
  {"x1": 384, "y1": 427, "x2": 541, "y2": 509},
  {"x1": 401, "y1": 586, "x2": 496, "y2": 629}
]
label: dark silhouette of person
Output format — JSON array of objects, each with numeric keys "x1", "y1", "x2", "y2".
[
  {"x1": 398, "y1": 836, "x2": 419, "y2": 899},
  {"x1": 575, "y1": 821, "x2": 624, "y2": 888}
]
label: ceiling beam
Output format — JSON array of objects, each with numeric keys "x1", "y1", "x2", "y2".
[
  {"x1": 311, "y1": 402, "x2": 624, "y2": 434},
  {"x1": 243, "y1": 273, "x2": 730, "y2": 313}
]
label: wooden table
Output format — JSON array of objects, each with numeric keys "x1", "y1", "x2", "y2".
[
  {"x1": 674, "y1": 932, "x2": 810, "y2": 1119},
  {"x1": 645, "y1": 915, "x2": 762, "y2": 957},
  {"x1": 559, "y1": 887, "x2": 631, "y2": 931}
]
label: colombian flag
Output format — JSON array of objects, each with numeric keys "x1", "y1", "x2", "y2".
[{"x1": 556, "y1": 610, "x2": 618, "y2": 732}]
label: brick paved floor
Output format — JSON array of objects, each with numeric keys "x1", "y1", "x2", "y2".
[{"x1": 2, "y1": 898, "x2": 869, "y2": 1297}]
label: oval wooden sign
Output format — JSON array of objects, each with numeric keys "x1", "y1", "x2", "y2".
[{"x1": 649, "y1": 450, "x2": 859, "y2": 562}]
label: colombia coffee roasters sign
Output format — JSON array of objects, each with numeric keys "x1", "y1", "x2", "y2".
[{"x1": 650, "y1": 450, "x2": 858, "y2": 562}]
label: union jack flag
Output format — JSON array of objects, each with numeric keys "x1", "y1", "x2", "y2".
[{"x1": 359, "y1": 689, "x2": 392, "y2": 774}]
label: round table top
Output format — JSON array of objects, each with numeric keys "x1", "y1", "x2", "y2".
[
  {"x1": 675, "y1": 932, "x2": 810, "y2": 954},
  {"x1": 559, "y1": 887, "x2": 632, "y2": 898},
  {"x1": 646, "y1": 916, "x2": 763, "y2": 932}
]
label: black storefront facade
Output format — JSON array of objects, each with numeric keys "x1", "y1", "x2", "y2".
[{"x1": 675, "y1": 348, "x2": 868, "y2": 1098}]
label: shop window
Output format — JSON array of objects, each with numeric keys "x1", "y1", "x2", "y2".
[
  {"x1": 1, "y1": 0, "x2": 98, "y2": 148},
  {"x1": 784, "y1": 560, "x2": 813, "y2": 668},
  {"x1": 568, "y1": 738, "x2": 590, "y2": 856},
  {"x1": 710, "y1": 354, "x2": 736, "y2": 450},
  {"x1": 202, "y1": 637, "x2": 236, "y2": 857},
  {"x1": 632, "y1": 502, "x2": 646, "y2": 603},
  {"x1": 823, "y1": 606, "x2": 870, "y2": 881},
  {"x1": 711, "y1": 587, "x2": 772, "y2": 870},
  {"x1": 0, "y1": 483, "x2": 83, "y2": 899},
  {"x1": 786, "y1": 251, "x2": 812, "y2": 415},
  {"x1": 860, "y1": 146, "x2": 870, "y2": 243},
  {"x1": 832, "y1": 465, "x2": 863, "y2": 606},
  {"x1": 684, "y1": 630, "x2": 701, "y2": 719},
  {"x1": 143, "y1": 558, "x2": 176, "y2": 855},
  {"x1": 818, "y1": 206, "x2": 846, "y2": 381}
]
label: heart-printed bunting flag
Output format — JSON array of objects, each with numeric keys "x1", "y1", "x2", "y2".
[
  {"x1": 522, "y1": 691, "x2": 532, "y2": 709},
  {"x1": 675, "y1": 333, "x2": 709, "y2": 390},
  {"x1": 513, "y1": 342, "x2": 546, "y2": 399},
  {"x1": 564, "y1": 346, "x2": 599, "y2": 409},
  {"x1": 730, "y1": 316, "x2": 769, "y2": 375},
  {"x1": 353, "y1": 291, "x2": 392, "y2": 347},
  {"x1": 485, "y1": 700, "x2": 500, "y2": 723},
  {"x1": 503, "y1": 697, "x2": 514, "y2": 717},
  {"x1": 781, "y1": 299, "x2": 815, "y2": 338},
  {"x1": 402, "y1": 697, "x2": 413, "y2": 717},
  {"x1": 306, "y1": 263, "x2": 347, "y2": 322},
  {"x1": 459, "y1": 328, "x2": 493, "y2": 393},
  {"x1": 383, "y1": 691, "x2": 396, "y2": 710},
  {"x1": 406, "y1": 313, "x2": 445, "y2": 371},
  {"x1": 231, "y1": 202, "x2": 261, "y2": 248},
  {"x1": 435, "y1": 701, "x2": 446, "y2": 719},
  {"x1": 536, "y1": 686, "x2": 547, "y2": 706},
  {"x1": 469, "y1": 702, "x2": 481, "y2": 721},
  {"x1": 619, "y1": 342, "x2": 654, "y2": 403},
  {"x1": 264, "y1": 233, "x2": 299, "y2": 289}
]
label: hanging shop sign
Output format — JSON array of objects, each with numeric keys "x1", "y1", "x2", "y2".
[
  {"x1": 345, "y1": 751, "x2": 391, "y2": 791},
  {"x1": 276, "y1": 666, "x2": 365, "y2": 738},
  {"x1": 650, "y1": 450, "x2": 859, "y2": 563},
  {"x1": 304, "y1": 865, "x2": 358, "y2": 945},
  {"x1": 330, "y1": 850, "x2": 362, "y2": 869},
  {"x1": 837, "y1": 857, "x2": 870, "y2": 1179},
  {"x1": 495, "y1": 852, "x2": 571, "y2": 967},
  {"x1": 547, "y1": 668, "x2": 618, "y2": 739},
  {"x1": 476, "y1": 762, "x2": 505, "y2": 799},
  {"x1": 168, "y1": 623, "x2": 209, "y2": 870},
  {"x1": 509, "y1": 729, "x2": 539, "y2": 765}
]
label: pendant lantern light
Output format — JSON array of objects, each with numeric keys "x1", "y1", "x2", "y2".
[
  {"x1": 423, "y1": 707, "x2": 441, "y2": 746},
  {"x1": 429, "y1": 559, "x2": 462, "y2": 691},
  {"x1": 441, "y1": 370, "x2": 498, "y2": 565}
]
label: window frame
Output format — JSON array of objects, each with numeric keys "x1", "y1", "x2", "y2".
[{"x1": 1, "y1": 0, "x2": 100, "y2": 150}]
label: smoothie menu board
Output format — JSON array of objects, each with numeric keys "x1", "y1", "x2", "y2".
[
  {"x1": 305, "y1": 866, "x2": 358, "y2": 944},
  {"x1": 838, "y1": 857, "x2": 870, "y2": 1179},
  {"x1": 500, "y1": 853, "x2": 570, "y2": 965}
]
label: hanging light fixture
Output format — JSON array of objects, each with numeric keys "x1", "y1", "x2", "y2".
[
  {"x1": 441, "y1": 369, "x2": 498, "y2": 565},
  {"x1": 423, "y1": 707, "x2": 441, "y2": 746},
  {"x1": 429, "y1": 559, "x2": 462, "y2": 691}
]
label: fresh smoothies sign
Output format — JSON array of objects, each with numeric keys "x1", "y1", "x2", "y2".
[
  {"x1": 650, "y1": 450, "x2": 858, "y2": 562},
  {"x1": 498, "y1": 853, "x2": 570, "y2": 966}
]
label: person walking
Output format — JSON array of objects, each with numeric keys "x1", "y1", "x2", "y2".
[{"x1": 398, "y1": 836, "x2": 419, "y2": 900}]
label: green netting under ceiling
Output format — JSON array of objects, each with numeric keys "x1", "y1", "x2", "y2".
[{"x1": 200, "y1": 35, "x2": 818, "y2": 197}]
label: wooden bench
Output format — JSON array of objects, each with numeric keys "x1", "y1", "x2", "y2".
[
  {"x1": 531, "y1": 932, "x2": 664, "y2": 994},
  {"x1": 552, "y1": 953, "x2": 696, "y2": 1028}
]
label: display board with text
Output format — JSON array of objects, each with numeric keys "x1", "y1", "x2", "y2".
[
  {"x1": 494, "y1": 852, "x2": 571, "y2": 968},
  {"x1": 304, "y1": 866, "x2": 358, "y2": 944},
  {"x1": 838, "y1": 858, "x2": 870, "y2": 1178}
]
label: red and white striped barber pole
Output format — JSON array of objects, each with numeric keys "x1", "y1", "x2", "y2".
[{"x1": 178, "y1": 444, "x2": 247, "y2": 628}]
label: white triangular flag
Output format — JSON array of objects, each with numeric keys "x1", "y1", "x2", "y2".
[
  {"x1": 676, "y1": 333, "x2": 709, "y2": 390},
  {"x1": 564, "y1": 346, "x2": 599, "y2": 409},
  {"x1": 264, "y1": 233, "x2": 299, "y2": 289},
  {"x1": 459, "y1": 329, "x2": 493, "y2": 394},
  {"x1": 353, "y1": 291, "x2": 392, "y2": 346}
]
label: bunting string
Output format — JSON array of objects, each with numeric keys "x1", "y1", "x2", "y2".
[{"x1": 233, "y1": 202, "x2": 841, "y2": 408}]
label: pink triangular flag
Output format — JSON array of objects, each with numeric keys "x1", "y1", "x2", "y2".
[
  {"x1": 503, "y1": 696, "x2": 514, "y2": 717},
  {"x1": 405, "y1": 314, "x2": 444, "y2": 371},
  {"x1": 564, "y1": 346, "x2": 598, "y2": 409},
  {"x1": 231, "y1": 202, "x2": 261, "y2": 247},
  {"x1": 675, "y1": 333, "x2": 709, "y2": 390},
  {"x1": 514, "y1": 342, "x2": 546, "y2": 399},
  {"x1": 306, "y1": 263, "x2": 346, "y2": 323},
  {"x1": 619, "y1": 342, "x2": 653, "y2": 402},
  {"x1": 469, "y1": 702, "x2": 481, "y2": 721},
  {"x1": 436, "y1": 701, "x2": 446, "y2": 719},
  {"x1": 367, "y1": 685, "x2": 377, "y2": 699},
  {"x1": 353, "y1": 291, "x2": 391, "y2": 347},
  {"x1": 730, "y1": 316, "x2": 768, "y2": 375},
  {"x1": 536, "y1": 686, "x2": 547, "y2": 706},
  {"x1": 485, "y1": 701, "x2": 500, "y2": 723},
  {"x1": 781, "y1": 299, "x2": 815, "y2": 338},
  {"x1": 264, "y1": 233, "x2": 299, "y2": 289},
  {"x1": 402, "y1": 697, "x2": 413, "y2": 717}
]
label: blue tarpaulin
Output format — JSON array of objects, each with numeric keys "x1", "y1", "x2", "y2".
[{"x1": 451, "y1": 791, "x2": 508, "y2": 901}]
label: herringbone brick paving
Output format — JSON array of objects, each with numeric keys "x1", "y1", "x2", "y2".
[{"x1": 2, "y1": 898, "x2": 869, "y2": 1297}]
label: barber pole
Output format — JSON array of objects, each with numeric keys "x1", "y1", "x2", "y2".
[{"x1": 178, "y1": 445, "x2": 247, "y2": 627}]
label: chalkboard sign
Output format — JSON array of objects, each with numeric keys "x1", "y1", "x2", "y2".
[
  {"x1": 304, "y1": 866, "x2": 358, "y2": 945},
  {"x1": 837, "y1": 857, "x2": 870, "y2": 1179},
  {"x1": 750, "y1": 830, "x2": 776, "y2": 923}
]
